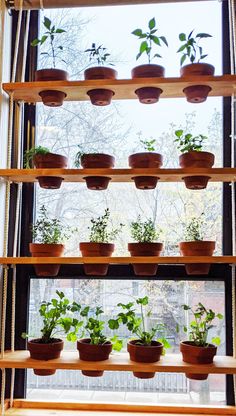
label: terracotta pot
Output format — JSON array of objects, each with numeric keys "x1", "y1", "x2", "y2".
[
  {"x1": 180, "y1": 340, "x2": 217, "y2": 380},
  {"x1": 128, "y1": 242, "x2": 163, "y2": 276},
  {"x1": 77, "y1": 338, "x2": 112, "y2": 377},
  {"x1": 131, "y1": 64, "x2": 164, "y2": 104},
  {"x1": 128, "y1": 152, "x2": 163, "y2": 189},
  {"x1": 35, "y1": 69, "x2": 68, "y2": 107},
  {"x1": 180, "y1": 63, "x2": 215, "y2": 103},
  {"x1": 179, "y1": 241, "x2": 215, "y2": 275},
  {"x1": 180, "y1": 151, "x2": 215, "y2": 190},
  {"x1": 28, "y1": 338, "x2": 64, "y2": 376},
  {"x1": 79, "y1": 242, "x2": 114, "y2": 276},
  {"x1": 29, "y1": 243, "x2": 64, "y2": 277},
  {"x1": 81, "y1": 153, "x2": 115, "y2": 190},
  {"x1": 84, "y1": 66, "x2": 117, "y2": 106},
  {"x1": 33, "y1": 153, "x2": 68, "y2": 189},
  {"x1": 128, "y1": 339, "x2": 163, "y2": 379}
]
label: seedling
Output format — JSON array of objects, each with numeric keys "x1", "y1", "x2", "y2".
[
  {"x1": 31, "y1": 205, "x2": 71, "y2": 244},
  {"x1": 24, "y1": 146, "x2": 50, "y2": 169},
  {"x1": 174, "y1": 129, "x2": 207, "y2": 153},
  {"x1": 140, "y1": 138, "x2": 156, "y2": 152},
  {"x1": 130, "y1": 216, "x2": 161, "y2": 243},
  {"x1": 85, "y1": 43, "x2": 113, "y2": 66},
  {"x1": 177, "y1": 30, "x2": 212, "y2": 66},
  {"x1": 88, "y1": 208, "x2": 124, "y2": 243}
]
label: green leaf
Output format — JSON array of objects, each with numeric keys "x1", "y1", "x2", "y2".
[
  {"x1": 180, "y1": 54, "x2": 187, "y2": 66},
  {"x1": 179, "y1": 33, "x2": 186, "y2": 41},
  {"x1": 175, "y1": 129, "x2": 183, "y2": 138},
  {"x1": 150, "y1": 35, "x2": 160, "y2": 46},
  {"x1": 176, "y1": 323, "x2": 180, "y2": 333},
  {"x1": 108, "y1": 319, "x2": 119, "y2": 330},
  {"x1": 211, "y1": 336, "x2": 221, "y2": 346},
  {"x1": 31, "y1": 39, "x2": 40, "y2": 47},
  {"x1": 132, "y1": 28, "x2": 143, "y2": 37},
  {"x1": 196, "y1": 33, "x2": 212, "y2": 38},
  {"x1": 140, "y1": 40, "x2": 148, "y2": 53},
  {"x1": 137, "y1": 296, "x2": 148, "y2": 306},
  {"x1": 159, "y1": 36, "x2": 168, "y2": 47},
  {"x1": 177, "y1": 44, "x2": 186, "y2": 53},
  {"x1": 55, "y1": 28, "x2": 66, "y2": 33},
  {"x1": 43, "y1": 16, "x2": 51, "y2": 30},
  {"x1": 216, "y1": 313, "x2": 223, "y2": 319},
  {"x1": 148, "y1": 17, "x2": 156, "y2": 30}
]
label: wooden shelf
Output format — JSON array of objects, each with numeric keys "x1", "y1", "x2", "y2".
[
  {"x1": 0, "y1": 256, "x2": 235, "y2": 265},
  {"x1": 3, "y1": 75, "x2": 236, "y2": 103},
  {"x1": 1, "y1": 351, "x2": 236, "y2": 374},
  {"x1": 0, "y1": 168, "x2": 235, "y2": 183}
]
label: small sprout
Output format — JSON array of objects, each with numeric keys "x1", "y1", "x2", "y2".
[
  {"x1": 174, "y1": 129, "x2": 207, "y2": 153},
  {"x1": 85, "y1": 43, "x2": 114, "y2": 66},
  {"x1": 140, "y1": 138, "x2": 156, "y2": 152},
  {"x1": 177, "y1": 30, "x2": 212, "y2": 66}
]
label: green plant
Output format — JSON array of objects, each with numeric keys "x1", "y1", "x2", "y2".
[
  {"x1": 85, "y1": 43, "x2": 113, "y2": 66},
  {"x1": 178, "y1": 302, "x2": 223, "y2": 347},
  {"x1": 109, "y1": 296, "x2": 170, "y2": 349},
  {"x1": 174, "y1": 129, "x2": 207, "y2": 153},
  {"x1": 132, "y1": 17, "x2": 168, "y2": 64},
  {"x1": 88, "y1": 208, "x2": 124, "y2": 243},
  {"x1": 31, "y1": 16, "x2": 66, "y2": 68},
  {"x1": 24, "y1": 146, "x2": 50, "y2": 169},
  {"x1": 184, "y1": 215, "x2": 204, "y2": 241},
  {"x1": 130, "y1": 216, "x2": 161, "y2": 243},
  {"x1": 140, "y1": 138, "x2": 156, "y2": 152},
  {"x1": 177, "y1": 30, "x2": 212, "y2": 66},
  {"x1": 31, "y1": 205, "x2": 71, "y2": 244},
  {"x1": 74, "y1": 145, "x2": 99, "y2": 168}
]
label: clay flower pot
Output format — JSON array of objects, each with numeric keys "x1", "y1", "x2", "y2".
[
  {"x1": 33, "y1": 153, "x2": 68, "y2": 189},
  {"x1": 180, "y1": 63, "x2": 215, "y2": 103},
  {"x1": 77, "y1": 338, "x2": 112, "y2": 377},
  {"x1": 29, "y1": 243, "x2": 64, "y2": 277},
  {"x1": 28, "y1": 338, "x2": 64, "y2": 376},
  {"x1": 35, "y1": 69, "x2": 68, "y2": 107},
  {"x1": 79, "y1": 242, "x2": 114, "y2": 276},
  {"x1": 180, "y1": 340, "x2": 217, "y2": 380},
  {"x1": 179, "y1": 241, "x2": 215, "y2": 275},
  {"x1": 128, "y1": 339, "x2": 163, "y2": 379},
  {"x1": 128, "y1": 152, "x2": 163, "y2": 189},
  {"x1": 179, "y1": 151, "x2": 215, "y2": 190},
  {"x1": 84, "y1": 67, "x2": 117, "y2": 106},
  {"x1": 128, "y1": 242, "x2": 163, "y2": 276},
  {"x1": 131, "y1": 64, "x2": 164, "y2": 104},
  {"x1": 81, "y1": 153, "x2": 115, "y2": 190}
]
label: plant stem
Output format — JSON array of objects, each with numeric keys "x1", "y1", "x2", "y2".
[
  {"x1": 148, "y1": 37, "x2": 151, "y2": 64},
  {"x1": 141, "y1": 304, "x2": 146, "y2": 334},
  {"x1": 50, "y1": 35, "x2": 56, "y2": 68}
]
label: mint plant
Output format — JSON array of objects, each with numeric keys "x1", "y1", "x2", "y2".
[
  {"x1": 177, "y1": 30, "x2": 212, "y2": 66},
  {"x1": 184, "y1": 216, "x2": 204, "y2": 241},
  {"x1": 24, "y1": 146, "x2": 50, "y2": 169},
  {"x1": 174, "y1": 129, "x2": 207, "y2": 153},
  {"x1": 85, "y1": 43, "x2": 113, "y2": 66},
  {"x1": 130, "y1": 216, "x2": 161, "y2": 243},
  {"x1": 31, "y1": 205, "x2": 71, "y2": 244},
  {"x1": 88, "y1": 209, "x2": 124, "y2": 243},
  {"x1": 132, "y1": 17, "x2": 168, "y2": 64}
]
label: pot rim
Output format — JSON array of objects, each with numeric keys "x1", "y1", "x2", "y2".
[
  {"x1": 132, "y1": 63, "x2": 165, "y2": 71},
  {"x1": 128, "y1": 339, "x2": 163, "y2": 348},
  {"x1": 179, "y1": 240, "x2": 215, "y2": 245},
  {"x1": 180, "y1": 151, "x2": 214, "y2": 158},
  {"x1": 29, "y1": 243, "x2": 65, "y2": 248},
  {"x1": 28, "y1": 338, "x2": 63, "y2": 345},
  {"x1": 129, "y1": 152, "x2": 162, "y2": 158},
  {"x1": 77, "y1": 338, "x2": 112, "y2": 346},
  {"x1": 33, "y1": 152, "x2": 67, "y2": 159},
  {"x1": 81, "y1": 153, "x2": 115, "y2": 159},
  {"x1": 79, "y1": 242, "x2": 115, "y2": 247},
  {"x1": 180, "y1": 340, "x2": 217, "y2": 350}
]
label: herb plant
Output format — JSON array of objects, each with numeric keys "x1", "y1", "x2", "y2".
[
  {"x1": 178, "y1": 302, "x2": 223, "y2": 347},
  {"x1": 85, "y1": 43, "x2": 113, "y2": 66},
  {"x1": 174, "y1": 129, "x2": 207, "y2": 153},
  {"x1": 184, "y1": 216, "x2": 204, "y2": 241},
  {"x1": 177, "y1": 30, "x2": 212, "y2": 66},
  {"x1": 24, "y1": 146, "x2": 50, "y2": 169},
  {"x1": 31, "y1": 16, "x2": 66, "y2": 68},
  {"x1": 140, "y1": 138, "x2": 156, "y2": 152},
  {"x1": 109, "y1": 296, "x2": 170, "y2": 349},
  {"x1": 31, "y1": 205, "x2": 71, "y2": 244},
  {"x1": 130, "y1": 216, "x2": 161, "y2": 243},
  {"x1": 88, "y1": 209, "x2": 124, "y2": 243},
  {"x1": 132, "y1": 17, "x2": 168, "y2": 64}
]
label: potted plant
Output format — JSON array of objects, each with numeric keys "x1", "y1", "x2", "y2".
[
  {"x1": 80, "y1": 208, "x2": 124, "y2": 275},
  {"x1": 128, "y1": 137, "x2": 163, "y2": 189},
  {"x1": 179, "y1": 215, "x2": 215, "y2": 275},
  {"x1": 109, "y1": 296, "x2": 170, "y2": 379},
  {"x1": 178, "y1": 302, "x2": 223, "y2": 380},
  {"x1": 24, "y1": 146, "x2": 68, "y2": 189},
  {"x1": 22, "y1": 291, "x2": 75, "y2": 376},
  {"x1": 29, "y1": 205, "x2": 71, "y2": 276},
  {"x1": 75, "y1": 145, "x2": 115, "y2": 190},
  {"x1": 131, "y1": 18, "x2": 168, "y2": 104},
  {"x1": 31, "y1": 16, "x2": 68, "y2": 106},
  {"x1": 84, "y1": 43, "x2": 117, "y2": 106},
  {"x1": 128, "y1": 215, "x2": 163, "y2": 275},
  {"x1": 177, "y1": 30, "x2": 213, "y2": 103},
  {"x1": 174, "y1": 129, "x2": 214, "y2": 189}
]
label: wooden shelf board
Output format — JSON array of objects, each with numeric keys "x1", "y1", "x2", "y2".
[
  {"x1": 1, "y1": 351, "x2": 236, "y2": 374},
  {"x1": 0, "y1": 168, "x2": 235, "y2": 183},
  {"x1": 3, "y1": 75, "x2": 236, "y2": 103},
  {"x1": 0, "y1": 256, "x2": 235, "y2": 265}
]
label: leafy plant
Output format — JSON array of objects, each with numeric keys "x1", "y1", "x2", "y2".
[
  {"x1": 31, "y1": 205, "x2": 71, "y2": 244},
  {"x1": 140, "y1": 138, "x2": 156, "y2": 152},
  {"x1": 130, "y1": 216, "x2": 161, "y2": 243},
  {"x1": 85, "y1": 43, "x2": 113, "y2": 66},
  {"x1": 184, "y1": 215, "x2": 204, "y2": 241},
  {"x1": 88, "y1": 208, "x2": 124, "y2": 243},
  {"x1": 109, "y1": 296, "x2": 170, "y2": 349},
  {"x1": 31, "y1": 16, "x2": 66, "y2": 68},
  {"x1": 178, "y1": 302, "x2": 223, "y2": 347},
  {"x1": 174, "y1": 129, "x2": 207, "y2": 153},
  {"x1": 24, "y1": 146, "x2": 50, "y2": 169},
  {"x1": 132, "y1": 17, "x2": 168, "y2": 64},
  {"x1": 177, "y1": 30, "x2": 212, "y2": 66}
]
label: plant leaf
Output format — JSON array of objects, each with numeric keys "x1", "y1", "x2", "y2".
[
  {"x1": 43, "y1": 16, "x2": 51, "y2": 30},
  {"x1": 148, "y1": 17, "x2": 156, "y2": 30},
  {"x1": 179, "y1": 33, "x2": 186, "y2": 41},
  {"x1": 132, "y1": 28, "x2": 143, "y2": 37}
]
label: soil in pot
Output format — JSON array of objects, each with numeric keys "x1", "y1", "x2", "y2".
[
  {"x1": 35, "y1": 69, "x2": 68, "y2": 107},
  {"x1": 180, "y1": 340, "x2": 217, "y2": 380},
  {"x1": 77, "y1": 338, "x2": 112, "y2": 377},
  {"x1": 28, "y1": 338, "x2": 64, "y2": 376},
  {"x1": 180, "y1": 63, "x2": 215, "y2": 103},
  {"x1": 84, "y1": 67, "x2": 117, "y2": 106},
  {"x1": 128, "y1": 243, "x2": 163, "y2": 276},
  {"x1": 128, "y1": 152, "x2": 163, "y2": 190},
  {"x1": 179, "y1": 241, "x2": 215, "y2": 275},
  {"x1": 128, "y1": 339, "x2": 163, "y2": 379},
  {"x1": 81, "y1": 153, "x2": 115, "y2": 190},
  {"x1": 131, "y1": 64, "x2": 164, "y2": 104},
  {"x1": 179, "y1": 151, "x2": 215, "y2": 190},
  {"x1": 80, "y1": 242, "x2": 114, "y2": 276},
  {"x1": 33, "y1": 153, "x2": 68, "y2": 189},
  {"x1": 29, "y1": 243, "x2": 64, "y2": 277}
]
